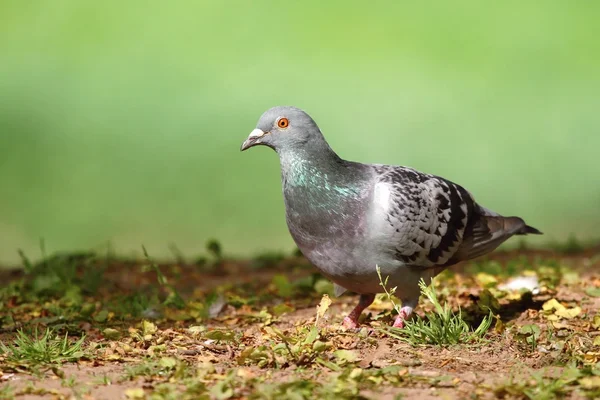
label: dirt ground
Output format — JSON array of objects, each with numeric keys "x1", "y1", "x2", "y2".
[{"x1": 1, "y1": 246, "x2": 600, "y2": 399}]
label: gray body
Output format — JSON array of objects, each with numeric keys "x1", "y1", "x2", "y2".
[{"x1": 242, "y1": 106, "x2": 541, "y2": 308}]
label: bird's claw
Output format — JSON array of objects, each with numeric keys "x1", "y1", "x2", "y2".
[
  {"x1": 392, "y1": 315, "x2": 405, "y2": 328},
  {"x1": 392, "y1": 306, "x2": 413, "y2": 329},
  {"x1": 342, "y1": 316, "x2": 359, "y2": 330},
  {"x1": 341, "y1": 318, "x2": 374, "y2": 335}
]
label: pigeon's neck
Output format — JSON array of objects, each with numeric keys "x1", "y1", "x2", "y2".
[
  {"x1": 276, "y1": 141, "x2": 371, "y2": 255},
  {"x1": 277, "y1": 142, "x2": 368, "y2": 199},
  {"x1": 278, "y1": 142, "x2": 344, "y2": 187}
]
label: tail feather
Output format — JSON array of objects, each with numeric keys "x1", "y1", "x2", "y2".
[
  {"x1": 454, "y1": 214, "x2": 542, "y2": 262},
  {"x1": 517, "y1": 224, "x2": 543, "y2": 235}
]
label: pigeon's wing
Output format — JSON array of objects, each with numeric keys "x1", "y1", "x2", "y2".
[
  {"x1": 371, "y1": 166, "x2": 542, "y2": 268},
  {"x1": 371, "y1": 166, "x2": 476, "y2": 268}
]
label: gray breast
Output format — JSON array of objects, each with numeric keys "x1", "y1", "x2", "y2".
[{"x1": 281, "y1": 164, "x2": 373, "y2": 276}]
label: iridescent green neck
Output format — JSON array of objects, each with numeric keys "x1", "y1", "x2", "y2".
[{"x1": 278, "y1": 148, "x2": 364, "y2": 198}]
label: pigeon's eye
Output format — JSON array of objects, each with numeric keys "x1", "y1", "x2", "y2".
[{"x1": 277, "y1": 117, "x2": 289, "y2": 129}]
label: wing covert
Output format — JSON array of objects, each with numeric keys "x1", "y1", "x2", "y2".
[{"x1": 372, "y1": 165, "x2": 475, "y2": 267}]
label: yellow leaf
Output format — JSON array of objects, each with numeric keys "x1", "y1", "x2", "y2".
[
  {"x1": 505, "y1": 292, "x2": 524, "y2": 301},
  {"x1": 580, "y1": 376, "x2": 600, "y2": 389},
  {"x1": 349, "y1": 368, "x2": 363, "y2": 379},
  {"x1": 542, "y1": 298, "x2": 565, "y2": 312},
  {"x1": 102, "y1": 328, "x2": 121, "y2": 340},
  {"x1": 542, "y1": 299, "x2": 580, "y2": 320},
  {"x1": 594, "y1": 336, "x2": 600, "y2": 347},
  {"x1": 593, "y1": 315, "x2": 600, "y2": 329},
  {"x1": 141, "y1": 320, "x2": 157, "y2": 335},
  {"x1": 555, "y1": 306, "x2": 581, "y2": 319},
  {"x1": 584, "y1": 352, "x2": 600, "y2": 364},
  {"x1": 315, "y1": 294, "x2": 332, "y2": 325},
  {"x1": 475, "y1": 273, "x2": 497, "y2": 288},
  {"x1": 125, "y1": 388, "x2": 146, "y2": 399}
]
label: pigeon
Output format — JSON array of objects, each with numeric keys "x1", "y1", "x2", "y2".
[{"x1": 241, "y1": 106, "x2": 542, "y2": 329}]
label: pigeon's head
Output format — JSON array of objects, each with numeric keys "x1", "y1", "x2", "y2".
[{"x1": 241, "y1": 106, "x2": 323, "y2": 152}]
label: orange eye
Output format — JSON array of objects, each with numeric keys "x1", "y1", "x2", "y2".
[{"x1": 277, "y1": 117, "x2": 289, "y2": 129}]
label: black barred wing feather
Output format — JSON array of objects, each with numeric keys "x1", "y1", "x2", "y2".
[{"x1": 372, "y1": 166, "x2": 476, "y2": 268}]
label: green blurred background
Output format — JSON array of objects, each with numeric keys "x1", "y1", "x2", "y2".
[{"x1": 1, "y1": 1, "x2": 598, "y2": 264}]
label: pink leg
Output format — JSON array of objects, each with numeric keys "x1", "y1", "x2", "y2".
[
  {"x1": 392, "y1": 306, "x2": 414, "y2": 328},
  {"x1": 342, "y1": 294, "x2": 376, "y2": 329}
]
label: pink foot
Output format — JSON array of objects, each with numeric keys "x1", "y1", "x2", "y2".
[
  {"x1": 392, "y1": 315, "x2": 405, "y2": 328},
  {"x1": 342, "y1": 316, "x2": 359, "y2": 329},
  {"x1": 392, "y1": 306, "x2": 414, "y2": 328},
  {"x1": 340, "y1": 293, "x2": 375, "y2": 330}
]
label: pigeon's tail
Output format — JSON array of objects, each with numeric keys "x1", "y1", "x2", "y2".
[
  {"x1": 453, "y1": 213, "x2": 542, "y2": 262},
  {"x1": 499, "y1": 216, "x2": 543, "y2": 236},
  {"x1": 515, "y1": 223, "x2": 543, "y2": 235}
]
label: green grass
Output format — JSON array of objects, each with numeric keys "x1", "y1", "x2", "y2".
[
  {"x1": 0, "y1": 328, "x2": 85, "y2": 368},
  {"x1": 377, "y1": 268, "x2": 493, "y2": 346},
  {"x1": 17, "y1": 247, "x2": 104, "y2": 303},
  {"x1": 0, "y1": 384, "x2": 15, "y2": 400},
  {"x1": 141, "y1": 246, "x2": 185, "y2": 309},
  {"x1": 122, "y1": 357, "x2": 187, "y2": 381},
  {"x1": 493, "y1": 367, "x2": 582, "y2": 400}
]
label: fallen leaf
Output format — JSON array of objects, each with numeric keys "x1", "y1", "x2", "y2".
[
  {"x1": 102, "y1": 328, "x2": 121, "y2": 340},
  {"x1": 580, "y1": 376, "x2": 600, "y2": 389},
  {"x1": 125, "y1": 388, "x2": 146, "y2": 399},
  {"x1": 304, "y1": 326, "x2": 319, "y2": 345},
  {"x1": 542, "y1": 299, "x2": 580, "y2": 320},
  {"x1": 315, "y1": 294, "x2": 332, "y2": 326},
  {"x1": 312, "y1": 340, "x2": 330, "y2": 352},
  {"x1": 272, "y1": 303, "x2": 295, "y2": 316},
  {"x1": 94, "y1": 310, "x2": 109, "y2": 323},
  {"x1": 551, "y1": 321, "x2": 570, "y2": 330},
  {"x1": 334, "y1": 349, "x2": 359, "y2": 365},
  {"x1": 159, "y1": 357, "x2": 178, "y2": 368},
  {"x1": 205, "y1": 329, "x2": 235, "y2": 342},
  {"x1": 593, "y1": 315, "x2": 600, "y2": 330},
  {"x1": 542, "y1": 299, "x2": 565, "y2": 312},
  {"x1": 475, "y1": 273, "x2": 498, "y2": 288},
  {"x1": 188, "y1": 325, "x2": 207, "y2": 336},
  {"x1": 555, "y1": 306, "x2": 581, "y2": 319},
  {"x1": 141, "y1": 320, "x2": 158, "y2": 335}
]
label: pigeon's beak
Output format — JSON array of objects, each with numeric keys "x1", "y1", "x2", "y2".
[{"x1": 240, "y1": 129, "x2": 268, "y2": 151}]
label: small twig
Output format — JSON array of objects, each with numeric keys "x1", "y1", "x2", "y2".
[
  {"x1": 201, "y1": 342, "x2": 229, "y2": 353},
  {"x1": 180, "y1": 349, "x2": 202, "y2": 356},
  {"x1": 408, "y1": 369, "x2": 441, "y2": 378},
  {"x1": 179, "y1": 342, "x2": 230, "y2": 356},
  {"x1": 439, "y1": 358, "x2": 452, "y2": 367}
]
